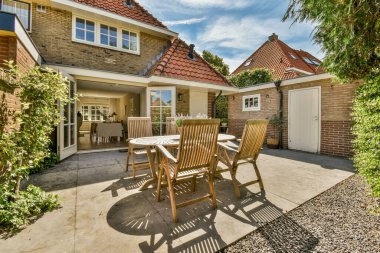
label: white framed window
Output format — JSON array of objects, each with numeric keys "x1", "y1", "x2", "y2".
[
  {"x1": 36, "y1": 4, "x2": 46, "y2": 13},
  {"x1": 1, "y1": 0, "x2": 31, "y2": 30},
  {"x1": 72, "y1": 15, "x2": 140, "y2": 54},
  {"x1": 289, "y1": 52, "x2": 298, "y2": 60},
  {"x1": 242, "y1": 94, "x2": 260, "y2": 112},
  {"x1": 75, "y1": 17, "x2": 95, "y2": 43},
  {"x1": 82, "y1": 105, "x2": 111, "y2": 121},
  {"x1": 100, "y1": 24, "x2": 117, "y2": 47},
  {"x1": 82, "y1": 105, "x2": 89, "y2": 121},
  {"x1": 244, "y1": 59, "x2": 252, "y2": 66}
]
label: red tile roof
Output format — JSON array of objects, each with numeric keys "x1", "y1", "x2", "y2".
[
  {"x1": 73, "y1": 0, "x2": 167, "y2": 29},
  {"x1": 151, "y1": 39, "x2": 231, "y2": 87},
  {"x1": 232, "y1": 34, "x2": 324, "y2": 80}
]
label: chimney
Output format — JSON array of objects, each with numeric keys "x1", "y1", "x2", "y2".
[
  {"x1": 188, "y1": 44, "x2": 195, "y2": 60},
  {"x1": 268, "y1": 33, "x2": 278, "y2": 42}
]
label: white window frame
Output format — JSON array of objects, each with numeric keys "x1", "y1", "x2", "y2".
[
  {"x1": 1, "y1": 0, "x2": 32, "y2": 31},
  {"x1": 72, "y1": 15, "x2": 140, "y2": 55},
  {"x1": 242, "y1": 94, "x2": 260, "y2": 112},
  {"x1": 74, "y1": 17, "x2": 96, "y2": 44},
  {"x1": 81, "y1": 104, "x2": 110, "y2": 122},
  {"x1": 36, "y1": 4, "x2": 46, "y2": 13},
  {"x1": 100, "y1": 24, "x2": 118, "y2": 48}
]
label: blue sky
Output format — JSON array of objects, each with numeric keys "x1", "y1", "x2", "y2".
[{"x1": 138, "y1": 0, "x2": 323, "y2": 72}]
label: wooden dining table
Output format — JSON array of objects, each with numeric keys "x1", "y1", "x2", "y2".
[{"x1": 130, "y1": 134, "x2": 236, "y2": 191}]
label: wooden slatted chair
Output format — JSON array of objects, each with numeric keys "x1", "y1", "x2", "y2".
[
  {"x1": 166, "y1": 117, "x2": 178, "y2": 135},
  {"x1": 126, "y1": 117, "x2": 154, "y2": 177},
  {"x1": 217, "y1": 119, "x2": 269, "y2": 198},
  {"x1": 156, "y1": 119, "x2": 220, "y2": 222}
]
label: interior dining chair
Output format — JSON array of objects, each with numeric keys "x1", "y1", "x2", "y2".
[
  {"x1": 126, "y1": 117, "x2": 154, "y2": 177},
  {"x1": 165, "y1": 117, "x2": 178, "y2": 135},
  {"x1": 217, "y1": 119, "x2": 269, "y2": 198},
  {"x1": 156, "y1": 119, "x2": 220, "y2": 222}
]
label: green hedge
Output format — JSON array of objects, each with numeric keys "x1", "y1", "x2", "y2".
[{"x1": 353, "y1": 68, "x2": 380, "y2": 198}]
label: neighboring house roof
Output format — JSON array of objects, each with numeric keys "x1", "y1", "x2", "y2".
[
  {"x1": 232, "y1": 33, "x2": 324, "y2": 80},
  {"x1": 150, "y1": 39, "x2": 231, "y2": 87},
  {"x1": 73, "y1": 0, "x2": 167, "y2": 29}
]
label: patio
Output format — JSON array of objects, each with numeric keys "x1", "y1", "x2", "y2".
[{"x1": 1, "y1": 148, "x2": 354, "y2": 253}]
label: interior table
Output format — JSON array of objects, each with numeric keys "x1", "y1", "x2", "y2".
[{"x1": 130, "y1": 134, "x2": 236, "y2": 191}]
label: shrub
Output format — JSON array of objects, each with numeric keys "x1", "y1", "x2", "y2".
[
  {"x1": 229, "y1": 68, "x2": 274, "y2": 88},
  {"x1": 216, "y1": 95, "x2": 228, "y2": 120},
  {"x1": 353, "y1": 68, "x2": 380, "y2": 198},
  {"x1": 29, "y1": 152, "x2": 59, "y2": 175},
  {"x1": 0, "y1": 185, "x2": 59, "y2": 231}
]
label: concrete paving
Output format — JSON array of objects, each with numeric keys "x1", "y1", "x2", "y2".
[{"x1": 0, "y1": 148, "x2": 354, "y2": 253}]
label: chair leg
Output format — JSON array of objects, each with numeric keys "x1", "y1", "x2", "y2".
[
  {"x1": 191, "y1": 175, "x2": 197, "y2": 192},
  {"x1": 207, "y1": 173, "x2": 217, "y2": 209},
  {"x1": 229, "y1": 164, "x2": 241, "y2": 198},
  {"x1": 126, "y1": 143, "x2": 132, "y2": 172},
  {"x1": 165, "y1": 168, "x2": 177, "y2": 222},
  {"x1": 156, "y1": 164, "x2": 164, "y2": 202},
  {"x1": 253, "y1": 161, "x2": 264, "y2": 191}
]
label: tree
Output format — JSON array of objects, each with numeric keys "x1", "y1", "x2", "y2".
[
  {"x1": 283, "y1": 0, "x2": 380, "y2": 199},
  {"x1": 229, "y1": 68, "x2": 274, "y2": 88},
  {"x1": 202, "y1": 50, "x2": 230, "y2": 76}
]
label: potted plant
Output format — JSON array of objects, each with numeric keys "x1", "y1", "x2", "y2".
[
  {"x1": 221, "y1": 118, "x2": 228, "y2": 127},
  {"x1": 267, "y1": 114, "x2": 283, "y2": 149}
]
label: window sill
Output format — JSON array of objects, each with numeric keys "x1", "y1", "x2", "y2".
[
  {"x1": 72, "y1": 39, "x2": 140, "y2": 56},
  {"x1": 242, "y1": 108, "x2": 260, "y2": 112}
]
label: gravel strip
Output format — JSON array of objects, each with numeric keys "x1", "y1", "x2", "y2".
[{"x1": 221, "y1": 175, "x2": 380, "y2": 253}]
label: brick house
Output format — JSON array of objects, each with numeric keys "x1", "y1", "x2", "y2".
[
  {"x1": 229, "y1": 34, "x2": 359, "y2": 157},
  {"x1": 0, "y1": 0, "x2": 235, "y2": 160}
]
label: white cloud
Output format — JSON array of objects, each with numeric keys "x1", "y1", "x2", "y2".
[{"x1": 163, "y1": 17, "x2": 207, "y2": 26}]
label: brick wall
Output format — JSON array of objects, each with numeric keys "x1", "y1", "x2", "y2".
[
  {"x1": 30, "y1": 4, "x2": 170, "y2": 75},
  {"x1": 228, "y1": 78, "x2": 360, "y2": 157},
  {"x1": 0, "y1": 36, "x2": 37, "y2": 128}
]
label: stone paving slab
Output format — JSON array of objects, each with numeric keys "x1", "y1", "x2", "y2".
[{"x1": 0, "y1": 149, "x2": 354, "y2": 253}]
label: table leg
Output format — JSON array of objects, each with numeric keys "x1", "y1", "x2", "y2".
[{"x1": 138, "y1": 146, "x2": 157, "y2": 191}]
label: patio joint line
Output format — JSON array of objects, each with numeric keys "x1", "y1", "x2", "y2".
[
  {"x1": 73, "y1": 166, "x2": 79, "y2": 253},
  {"x1": 265, "y1": 190, "x2": 301, "y2": 206}
]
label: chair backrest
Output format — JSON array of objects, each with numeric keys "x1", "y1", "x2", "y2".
[
  {"x1": 238, "y1": 120, "x2": 269, "y2": 160},
  {"x1": 166, "y1": 117, "x2": 178, "y2": 135},
  {"x1": 175, "y1": 119, "x2": 220, "y2": 176},
  {"x1": 127, "y1": 117, "x2": 153, "y2": 139}
]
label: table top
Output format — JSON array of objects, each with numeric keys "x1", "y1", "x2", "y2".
[{"x1": 130, "y1": 134, "x2": 235, "y2": 147}]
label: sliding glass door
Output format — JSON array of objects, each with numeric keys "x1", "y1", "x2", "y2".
[{"x1": 147, "y1": 87, "x2": 176, "y2": 135}]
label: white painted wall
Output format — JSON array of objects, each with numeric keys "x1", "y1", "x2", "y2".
[{"x1": 189, "y1": 88, "x2": 208, "y2": 116}]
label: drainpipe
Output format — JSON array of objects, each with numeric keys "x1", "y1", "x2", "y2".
[
  {"x1": 212, "y1": 90, "x2": 223, "y2": 118},
  {"x1": 274, "y1": 80, "x2": 283, "y2": 149}
]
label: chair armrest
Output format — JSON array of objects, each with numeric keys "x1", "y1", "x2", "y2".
[
  {"x1": 218, "y1": 142, "x2": 238, "y2": 154},
  {"x1": 157, "y1": 145, "x2": 178, "y2": 164}
]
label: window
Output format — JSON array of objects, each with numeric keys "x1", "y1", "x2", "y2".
[
  {"x1": 311, "y1": 59, "x2": 320, "y2": 66},
  {"x1": 303, "y1": 57, "x2": 314, "y2": 64},
  {"x1": 242, "y1": 94, "x2": 260, "y2": 111},
  {"x1": 75, "y1": 18, "x2": 95, "y2": 43},
  {"x1": 289, "y1": 52, "x2": 297, "y2": 60},
  {"x1": 244, "y1": 59, "x2": 252, "y2": 66},
  {"x1": 82, "y1": 105, "x2": 111, "y2": 121},
  {"x1": 1, "y1": 0, "x2": 31, "y2": 30},
  {"x1": 100, "y1": 24, "x2": 117, "y2": 47},
  {"x1": 36, "y1": 4, "x2": 46, "y2": 13},
  {"x1": 82, "y1": 105, "x2": 89, "y2": 121},
  {"x1": 72, "y1": 16, "x2": 140, "y2": 54},
  {"x1": 122, "y1": 30, "x2": 137, "y2": 51}
]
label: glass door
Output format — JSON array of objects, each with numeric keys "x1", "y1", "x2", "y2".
[
  {"x1": 147, "y1": 87, "x2": 176, "y2": 135},
  {"x1": 59, "y1": 80, "x2": 77, "y2": 160}
]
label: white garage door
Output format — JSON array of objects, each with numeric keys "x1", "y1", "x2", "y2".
[{"x1": 288, "y1": 87, "x2": 320, "y2": 153}]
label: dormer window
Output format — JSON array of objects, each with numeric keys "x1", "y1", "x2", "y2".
[
  {"x1": 303, "y1": 57, "x2": 314, "y2": 64},
  {"x1": 72, "y1": 15, "x2": 140, "y2": 54},
  {"x1": 289, "y1": 53, "x2": 297, "y2": 60},
  {"x1": 1, "y1": 0, "x2": 31, "y2": 31}
]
